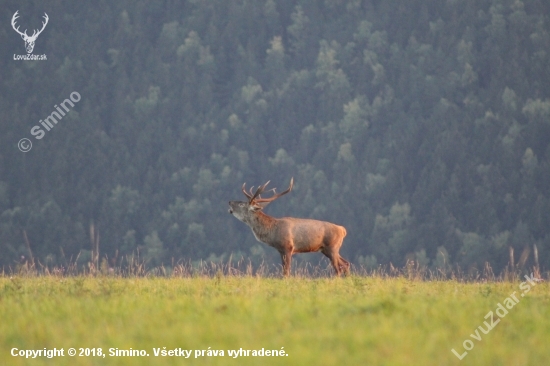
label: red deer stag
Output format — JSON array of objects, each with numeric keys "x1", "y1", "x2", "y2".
[{"x1": 228, "y1": 178, "x2": 350, "y2": 276}]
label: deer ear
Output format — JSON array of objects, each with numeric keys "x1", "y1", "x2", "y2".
[
  {"x1": 249, "y1": 203, "x2": 264, "y2": 212},
  {"x1": 258, "y1": 201, "x2": 271, "y2": 208}
]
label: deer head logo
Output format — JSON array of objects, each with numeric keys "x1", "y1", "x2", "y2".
[{"x1": 11, "y1": 11, "x2": 49, "y2": 54}]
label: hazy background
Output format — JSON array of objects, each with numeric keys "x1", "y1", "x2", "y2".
[{"x1": 1, "y1": 0, "x2": 549, "y2": 274}]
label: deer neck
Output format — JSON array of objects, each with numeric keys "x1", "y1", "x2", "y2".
[{"x1": 246, "y1": 211, "x2": 277, "y2": 244}]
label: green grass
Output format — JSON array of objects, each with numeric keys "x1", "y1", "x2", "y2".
[{"x1": 0, "y1": 275, "x2": 549, "y2": 365}]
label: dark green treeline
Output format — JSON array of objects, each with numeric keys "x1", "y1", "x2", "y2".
[{"x1": 1, "y1": 0, "x2": 549, "y2": 272}]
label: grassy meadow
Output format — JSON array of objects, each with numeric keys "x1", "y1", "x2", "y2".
[{"x1": 1, "y1": 273, "x2": 549, "y2": 365}]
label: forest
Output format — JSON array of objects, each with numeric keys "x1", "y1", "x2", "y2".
[{"x1": 1, "y1": 0, "x2": 549, "y2": 275}]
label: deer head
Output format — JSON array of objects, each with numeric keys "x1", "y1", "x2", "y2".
[
  {"x1": 12, "y1": 11, "x2": 49, "y2": 54},
  {"x1": 228, "y1": 178, "x2": 293, "y2": 221}
]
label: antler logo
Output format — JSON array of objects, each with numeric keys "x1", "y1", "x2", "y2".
[{"x1": 11, "y1": 10, "x2": 49, "y2": 54}]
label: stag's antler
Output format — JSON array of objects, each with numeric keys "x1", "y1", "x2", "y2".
[
  {"x1": 242, "y1": 178, "x2": 293, "y2": 204},
  {"x1": 241, "y1": 183, "x2": 253, "y2": 201},
  {"x1": 242, "y1": 181, "x2": 270, "y2": 203},
  {"x1": 254, "y1": 178, "x2": 293, "y2": 203}
]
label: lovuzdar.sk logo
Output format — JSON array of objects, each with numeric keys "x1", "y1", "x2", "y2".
[{"x1": 11, "y1": 10, "x2": 48, "y2": 61}]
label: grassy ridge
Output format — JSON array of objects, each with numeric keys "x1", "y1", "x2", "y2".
[{"x1": 0, "y1": 276, "x2": 549, "y2": 365}]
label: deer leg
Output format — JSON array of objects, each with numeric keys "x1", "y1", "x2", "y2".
[
  {"x1": 331, "y1": 256, "x2": 342, "y2": 276},
  {"x1": 338, "y1": 256, "x2": 351, "y2": 276},
  {"x1": 280, "y1": 252, "x2": 292, "y2": 277},
  {"x1": 321, "y1": 248, "x2": 342, "y2": 276}
]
